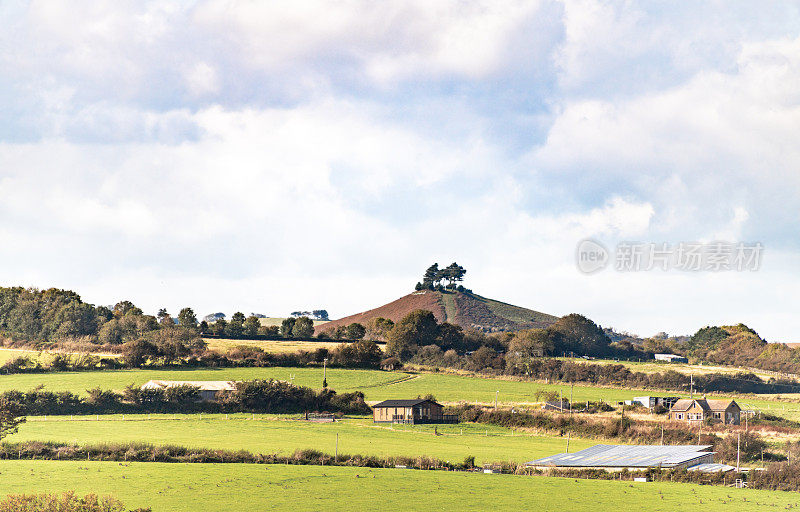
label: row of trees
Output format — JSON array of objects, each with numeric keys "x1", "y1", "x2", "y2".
[{"x1": 0, "y1": 379, "x2": 370, "y2": 416}]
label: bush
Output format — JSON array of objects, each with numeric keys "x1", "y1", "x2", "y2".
[
  {"x1": 1, "y1": 380, "x2": 370, "y2": 416},
  {"x1": 0, "y1": 492, "x2": 148, "y2": 512}
]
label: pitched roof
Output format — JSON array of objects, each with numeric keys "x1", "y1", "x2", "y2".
[
  {"x1": 670, "y1": 399, "x2": 698, "y2": 411},
  {"x1": 527, "y1": 444, "x2": 713, "y2": 468},
  {"x1": 705, "y1": 399, "x2": 739, "y2": 411},
  {"x1": 372, "y1": 399, "x2": 439, "y2": 408},
  {"x1": 670, "y1": 398, "x2": 738, "y2": 412},
  {"x1": 140, "y1": 380, "x2": 236, "y2": 391}
]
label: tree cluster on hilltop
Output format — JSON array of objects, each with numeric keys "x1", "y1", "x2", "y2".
[{"x1": 415, "y1": 262, "x2": 469, "y2": 292}]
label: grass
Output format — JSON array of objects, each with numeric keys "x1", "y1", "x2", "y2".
[
  {"x1": 0, "y1": 348, "x2": 40, "y2": 365},
  {"x1": 0, "y1": 367, "x2": 401, "y2": 395},
  {"x1": 0, "y1": 348, "x2": 119, "y2": 366},
  {"x1": 4, "y1": 365, "x2": 800, "y2": 419},
  {"x1": 7, "y1": 415, "x2": 591, "y2": 465},
  {"x1": 478, "y1": 294, "x2": 558, "y2": 324},
  {"x1": 4, "y1": 364, "x2": 800, "y2": 421},
  {"x1": 440, "y1": 293, "x2": 457, "y2": 323},
  {"x1": 576, "y1": 357, "x2": 798, "y2": 381},
  {"x1": 0, "y1": 461, "x2": 797, "y2": 511},
  {"x1": 203, "y1": 338, "x2": 350, "y2": 354}
]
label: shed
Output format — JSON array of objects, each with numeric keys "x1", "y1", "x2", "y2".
[
  {"x1": 140, "y1": 380, "x2": 236, "y2": 401},
  {"x1": 654, "y1": 354, "x2": 689, "y2": 363}
]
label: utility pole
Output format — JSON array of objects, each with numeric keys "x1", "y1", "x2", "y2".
[
  {"x1": 736, "y1": 433, "x2": 741, "y2": 472},
  {"x1": 569, "y1": 383, "x2": 574, "y2": 418},
  {"x1": 566, "y1": 432, "x2": 570, "y2": 453},
  {"x1": 323, "y1": 358, "x2": 328, "y2": 388}
]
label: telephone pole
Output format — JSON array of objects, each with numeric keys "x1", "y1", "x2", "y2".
[
  {"x1": 569, "y1": 383, "x2": 574, "y2": 418},
  {"x1": 736, "y1": 433, "x2": 741, "y2": 472}
]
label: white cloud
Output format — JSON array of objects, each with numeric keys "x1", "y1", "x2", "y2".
[{"x1": 0, "y1": 1, "x2": 799, "y2": 342}]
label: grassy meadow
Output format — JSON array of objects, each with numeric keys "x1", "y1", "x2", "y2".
[
  {"x1": 7, "y1": 415, "x2": 591, "y2": 465},
  {"x1": 203, "y1": 337, "x2": 351, "y2": 354},
  {"x1": 0, "y1": 461, "x2": 796, "y2": 512},
  {"x1": 3, "y1": 364, "x2": 800, "y2": 420}
]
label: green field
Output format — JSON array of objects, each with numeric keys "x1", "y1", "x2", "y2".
[
  {"x1": 203, "y1": 337, "x2": 351, "y2": 354},
  {"x1": 571, "y1": 357, "x2": 799, "y2": 382},
  {"x1": 3, "y1": 364, "x2": 800, "y2": 423},
  {"x1": 0, "y1": 367, "x2": 400, "y2": 396},
  {"x1": 0, "y1": 461, "x2": 795, "y2": 512},
  {"x1": 7, "y1": 415, "x2": 591, "y2": 465}
]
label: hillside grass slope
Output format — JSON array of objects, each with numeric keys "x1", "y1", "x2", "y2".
[{"x1": 317, "y1": 290, "x2": 557, "y2": 334}]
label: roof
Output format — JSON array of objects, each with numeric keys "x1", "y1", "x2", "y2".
[
  {"x1": 687, "y1": 463, "x2": 737, "y2": 473},
  {"x1": 140, "y1": 380, "x2": 236, "y2": 391},
  {"x1": 372, "y1": 399, "x2": 440, "y2": 408},
  {"x1": 670, "y1": 399, "x2": 739, "y2": 412},
  {"x1": 527, "y1": 444, "x2": 713, "y2": 468}
]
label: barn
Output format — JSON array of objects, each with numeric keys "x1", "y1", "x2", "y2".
[
  {"x1": 140, "y1": 380, "x2": 236, "y2": 401},
  {"x1": 527, "y1": 444, "x2": 716, "y2": 471}
]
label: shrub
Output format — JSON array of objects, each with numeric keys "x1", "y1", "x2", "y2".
[{"x1": 0, "y1": 492, "x2": 148, "y2": 512}]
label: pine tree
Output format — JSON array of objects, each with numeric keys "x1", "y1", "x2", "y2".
[{"x1": 423, "y1": 263, "x2": 439, "y2": 287}]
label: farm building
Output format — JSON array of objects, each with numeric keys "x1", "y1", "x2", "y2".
[
  {"x1": 654, "y1": 353, "x2": 688, "y2": 363},
  {"x1": 668, "y1": 398, "x2": 741, "y2": 425},
  {"x1": 527, "y1": 444, "x2": 716, "y2": 471},
  {"x1": 372, "y1": 399, "x2": 458, "y2": 424},
  {"x1": 541, "y1": 399, "x2": 570, "y2": 412},
  {"x1": 626, "y1": 396, "x2": 680, "y2": 410},
  {"x1": 140, "y1": 380, "x2": 236, "y2": 401}
]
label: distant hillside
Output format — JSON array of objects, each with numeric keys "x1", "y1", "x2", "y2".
[{"x1": 316, "y1": 290, "x2": 557, "y2": 334}]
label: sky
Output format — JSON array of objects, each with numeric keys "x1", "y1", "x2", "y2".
[{"x1": 1, "y1": 1, "x2": 799, "y2": 341}]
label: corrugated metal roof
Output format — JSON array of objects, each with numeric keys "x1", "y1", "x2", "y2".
[
  {"x1": 687, "y1": 463, "x2": 737, "y2": 473},
  {"x1": 527, "y1": 445, "x2": 713, "y2": 468}
]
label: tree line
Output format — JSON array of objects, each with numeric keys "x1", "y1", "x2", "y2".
[{"x1": 0, "y1": 379, "x2": 370, "y2": 416}]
